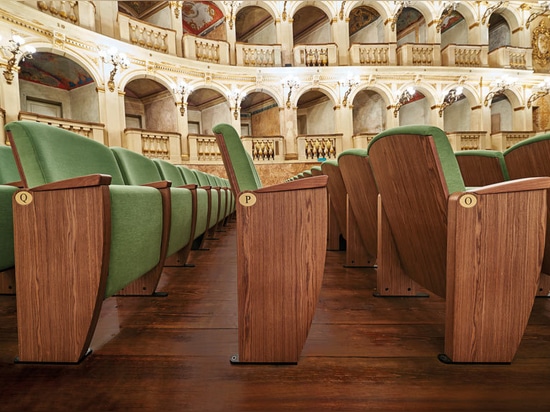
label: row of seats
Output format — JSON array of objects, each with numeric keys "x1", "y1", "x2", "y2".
[
  {"x1": 455, "y1": 133, "x2": 550, "y2": 295},
  {"x1": 1, "y1": 120, "x2": 234, "y2": 364},
  {"x1": 294, "y1": 125, "x2": 550, "y2": 364}
]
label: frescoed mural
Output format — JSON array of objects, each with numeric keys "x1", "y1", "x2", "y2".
[
  {"x1": 19, "y1": 53, "x2": 94, "y2": 90},
  {"x1": 181, "y1": 1, "x2": 224, "y2": 36}
]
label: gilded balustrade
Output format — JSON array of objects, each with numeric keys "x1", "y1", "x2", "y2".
[
  {"x1": 305, "y1": 137, "x2": 336, "y2": 160},
  {"x1": 37, "y1": 0, "x2": 78, "y2": 24},
  {"x1": 141, "y1": 133, "x2": 170, "y2": 159}
]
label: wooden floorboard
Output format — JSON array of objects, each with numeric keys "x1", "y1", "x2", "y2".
[{"x1": 1, "y1": 225, "x2": 550, "y2": 411}]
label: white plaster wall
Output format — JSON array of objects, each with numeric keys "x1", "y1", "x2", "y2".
[
  {"x1": 201, "y1": 102, "x2": 232, "y2": 134},
  {"x1": 443, "y1": 98, "x2": 471, "y2": 132},
  {"x1": 349, "y1": 17, "x2": 384, "y2": 43},
  {"x1": 144, "y1": 7, "x2": 171, "y2": 28},
  {"x1": 246, "y1": 23, "x2": 277, "y2": 44},
  {"x1": 491, "y1": 98, "x2": 513, "y2": 130},
  {"x1": 441, "y1": 19, "x2": 468, "y2": 49},
  {"x1": 295, "y1": 22, "x2": 331, "y2": 44},
  {"x1": 353, "y1": 91, "x2": 386, "y2": 133},
  {"x1": 302, "y1": 99, "x2": 335, "y2": 134},
  {"x1": 145, "y1": 95, "x2": 177, "y2": 132},
  {"x1": 399, "y1": 98, "x2": 429, "y2": 126},
  {"x1": 19, "y1": 80, "x2": 72, "y2": 118},
  {"x1": 124, "y1": 96, "x2": 145, "y2": 128},
  {"x1": 70, "y1": 82, "x2": 100, "y2": 123}
]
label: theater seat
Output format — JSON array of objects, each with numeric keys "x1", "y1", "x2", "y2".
[
  {"x1": 455, "y1": 149, "x2": 509, "y2": 187},
  {"x1": 112, "y1": 148, "x2": 194, "y2": 267},
  {"x1": 503, "y1": 133, "x2": 550, "y2": 295},
  {"x1": 368, "y1": 125, "x2": 550, "y2": 363},
  {"x1": 0, "y1": 146, "x2": 19, "y2": 294},
  {"x1": 213, "y1": 123, "x2": 328, "y2": 364},
  {"x1": 5, "y1": 120, "x2": 167, "y2": 363}
]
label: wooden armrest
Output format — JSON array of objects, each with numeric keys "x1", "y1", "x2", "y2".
[
  {"x1": 179, "y1": 184, "x2": 197, "y2": 190},
  {"x1": 466, "y1": 177, "x2": 550, "y2": 195},
  {"x1": 254, "y1": 175, "x2": 328, "y2": 194},
  {"x1": 200, "y1": 185, "x2": 212, "y2": 190},
  {"x1": 30, "y1": 174, "x2": 112, "y2": 192},
  {"x1": 4, "y1": 180, "x2": 23, "y2": 188},
  {"x1": 142, "y1": 180, "x2": 172, "y2": 189}
]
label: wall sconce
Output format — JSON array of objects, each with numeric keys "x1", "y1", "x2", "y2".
[
  {"x1": 526, "y1": 1, "x2": 550, "y2": 29},
  {"x1": 527, "y1": 78, "x2": 550, "y2": 108},
  {"x1": 436, "y1": 2, "x2": 458, "y2": 32},
  {"x1": 390, "y1": 1, "x2": 411, "y2": 32},
  {"x1": 223, "y1": 1, "x2": 242, "y2": 30},
  {"x1": 340, "y1": 75, "x2": 360, "y2": 107},
  {"x1": 1, "y1": 34, "x2": 35, "y2": 84},
  {"x1": 438, "y1": 86, "x2": 463, "y2": 117},
  {"x1": 173, "y1": 81, "x2": 192, "y2": 116},
  {"x1": 169, "y1": 1, "x2": 183, "y2": 19},
  {"x1": 393, "y1": 86, "x2": 415, "y2": 117},
  {"x1": 228, "y1": 89, "x2": 246, "y2": 120},
  {"x1": 99, "y1": 47, "x2": 129, "y2": 92},
  {"x1": 481, "y1": 1, "x2": 506, "y2": 25},
  {"x1": 282, "y1": 77, "x2": 300, "y2": 109},
  {"x1": 484, "y1": 76, "x2": 515, "y2": 106}
]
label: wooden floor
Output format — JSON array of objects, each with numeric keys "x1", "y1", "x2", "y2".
[{"x1": 1, "y1": 223, "x2": 550, "y2": 411}]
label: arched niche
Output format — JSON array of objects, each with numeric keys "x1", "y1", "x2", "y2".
[
  {"x1": 235, "y1": 5, "x2": 276, "y2": 44},
  {"x1": 187, "y1": 87, "x2": 230, "y2": 135},
  {"x1": 124, "y1": 78, "x2": 175, "y2": 132},
  {"x1": 296, "y1": 89, "x2": 336, "y2": 135},
  {"x1": 18, "y1": 51, "x2": 100, "y2": 124},
  {"x1": 293, "y1": 6, "x2": 331, "y2": 44},
  {"x1": 240, "y1": 91, "x2": 279, "y2": 137},
  {"x1": 348, "y1": 6, "x2": 384, "y2": 44},
  {"x1": 352, "y1": 89, "x2": 387, "y2": 135}
]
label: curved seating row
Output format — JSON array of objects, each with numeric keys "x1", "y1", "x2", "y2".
[
  {"x1": 455, "y1": 133, "x2": 550, "y2": 296},
  {"x1": 0, "y1": 145, "x2": 20, "y2": 294},
  {"x1": 300, "y1": 125, "x2": 549, "y2": 364},
  {"x1": 3, "y1": 120, "x2": 233, "y2": 363}
]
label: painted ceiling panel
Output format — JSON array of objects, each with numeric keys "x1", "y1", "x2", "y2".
[{"x1": 19, "y1": 53, "x2": 94, "y2": 90}]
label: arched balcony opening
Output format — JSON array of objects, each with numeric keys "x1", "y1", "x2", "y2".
[
  {"x1": 398, "y1": 90, "x2": 428, "y2": 126},
  {"x1": 124, "y1": 78, "x2": 179, "y2": 159},
  {"x1": 348, "y1": 6, "x2": 389, "y2": 66},
  {"x1": 297, "y1": 90, "x2": 340, "y2": 160},
  {"x1": 396, "y1": 7, "x2": 433, "y2": 66},
  {"x1": 489, "y1": 12, "x2": 531, "y2": 69},
  {"x1": 352, "y1": 89, "x2": 386, "y2": 148},
  {"x1": 17, "y1": 51, "x2": 104, "y2": 142},
  {"x1": 235, "y1": 5, "x2": 280, "y2": 67},
  {"x1": 293, "y1": 6, "x2": 335, "y2": 66}
]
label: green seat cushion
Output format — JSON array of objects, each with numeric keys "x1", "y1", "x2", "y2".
[
  {"x1": 212, "y1": 123, "x2": 262, "y2": 192},
  {"x1": 0, "y1": 146, "x2": 20, "y2": 184},
  {"x1": 107, "y1": 185, "x2": 163, "y2": 298},
  {"x1": 338, "y1": 148, "x2": 368, "y2": 160},
  {"x1": 166, "y1": 187, "x2": 193, "y2": 257},
  {"x1": 0, "y1": 185, "x2": 17, "y2": 270},
  {"x1": 368, "y1": 125, "x2": 466, "y2": 194}
]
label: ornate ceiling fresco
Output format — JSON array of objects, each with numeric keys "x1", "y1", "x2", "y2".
[{"x1": 19, "y1": 53, "x2": 93, "y2": 90}]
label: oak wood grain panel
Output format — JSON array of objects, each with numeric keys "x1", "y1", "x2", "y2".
[
  {"x1": 369, "y1": 134, "x2": 448, "y2": 298},
  {"x1": 505, "y1": 141, "x2": 550, "y2": 276},
  {"x1": 236, "y1": 186, "x2": 327, "y2": 363},
  {"x1": 0, "y1": 268, "x2": 15, "y2": 295},
  {"x1": 321, "y1": 162, "x2": 347, "y2": 238},
  {"x1": 445, "y1": 189, "x2": 546, "y2": 362},
  {"x1": 339, "y1": 154, "x2": 378, "y2": 264},
  {"x1": 345, "y1": 198, "x2": 374, "y2": 267},
  {"x1": 456, "y1": 155, "x2": 507, "y2": 187},
  {"x1": 13, "y1": 185, "x2": 111, "y2": 363}
]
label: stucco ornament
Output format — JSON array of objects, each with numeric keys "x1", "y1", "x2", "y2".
[{"x1": 533, "y1": 20, "x2": 550, "y2": 65}]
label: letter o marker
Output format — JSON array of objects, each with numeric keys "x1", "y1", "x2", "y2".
[
  {"x1": 15, "y1": 191, "x2": 33, "y2": 206},
  {"x1": 459, "y1": 194, "x2": 477, "y2": 208},
  {"x1": 239, "y1": 193, "x2": 257, "y2": 207}
]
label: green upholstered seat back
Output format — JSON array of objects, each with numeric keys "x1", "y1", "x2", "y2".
[
  {"x1": 153, "y1": 159, "x2": 186, "y2": 187},
  {"x1": 178, "y1": 165, "x2": 199, "y2": 185},
  {"x1": 0, "y1": 185, "x2": 17, "y2": 271},
  {"x1": 0, "y1": 146, "x2": 20, "y2": 184},
  {"x1": 5, "y1": 121, "x2": 125, "y2": 187},
  {"x1": 212, "y1": 123, "x2": 262, "y2": 193},
  {"x1": 368, "y1": 124, "x2": 465, "y2": 194},
  {"x1": 192, "y1": 169, "x2": 210, "y2": 186},
  {"x1": 111, "y1": 147, "x2": 163, "y2": 185}
]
